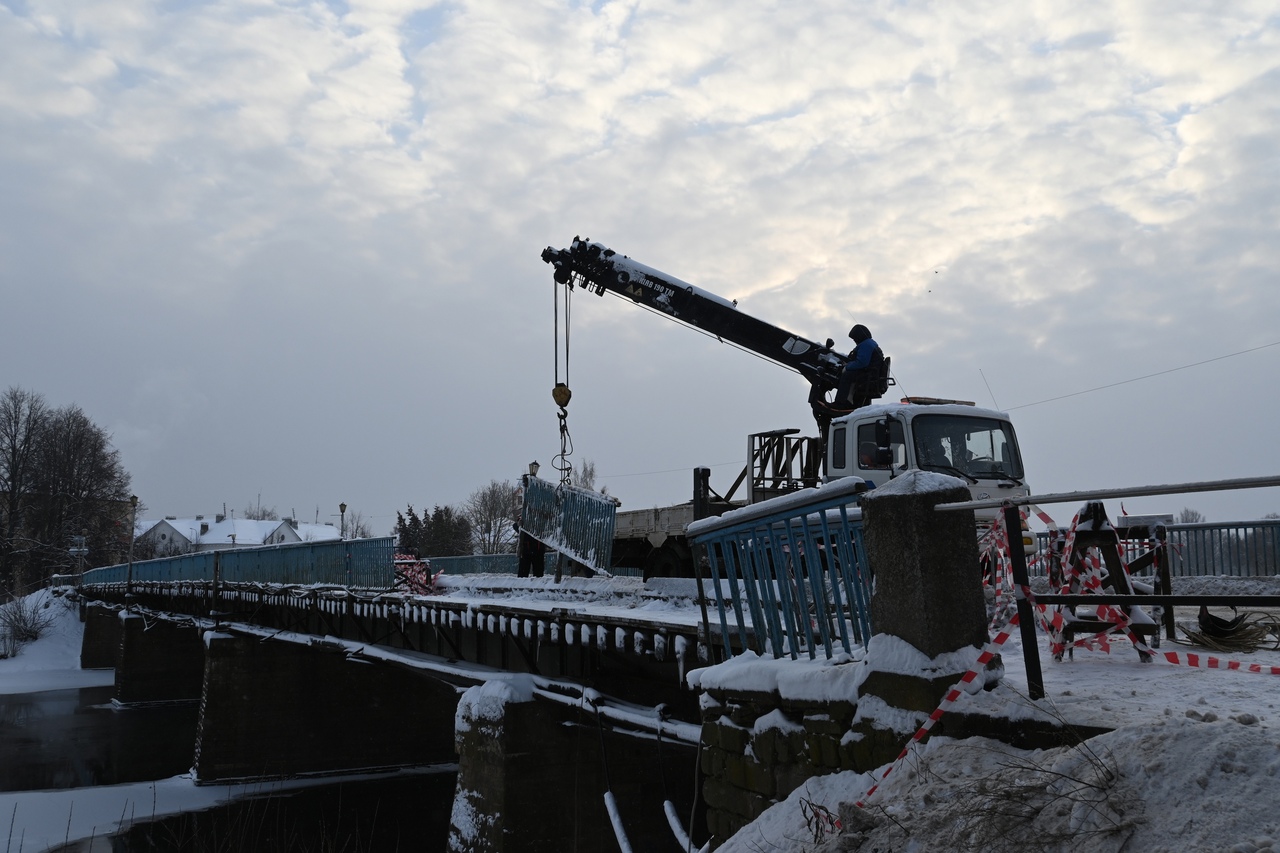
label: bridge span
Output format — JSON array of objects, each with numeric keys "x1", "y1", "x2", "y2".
[{"x1": 69, "y1": 475, "x2": 1126, "y2": 850}]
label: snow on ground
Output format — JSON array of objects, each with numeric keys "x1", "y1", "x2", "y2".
[
  {"x1": 0, "y1": 590, "x2": 112, "y2": 695},
  {"x1": 717, "y1": 576, "x2": 1280, "y2": 853}
]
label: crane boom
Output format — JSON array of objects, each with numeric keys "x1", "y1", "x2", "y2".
[{"x1": 540, "y1": 237, "x2": 852, "y2": 427}]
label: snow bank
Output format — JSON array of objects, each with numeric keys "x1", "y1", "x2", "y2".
[{"x1": 0, "y1": 588, "x2": 113, "y2": 695}]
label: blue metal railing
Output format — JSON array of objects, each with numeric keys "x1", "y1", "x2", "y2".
[
  {"x1": 521, "y1": 477, "x2": 617, "y2": 572},
  {"x1": 79, "y1": 538, "x2": 396, "y2": 588},
  {"x1": 688, "y1": 479, "x2": 871, "y2": 662},
  {"x1": 1030, "y1": 520, "x2": 1280, "y2": 578}
]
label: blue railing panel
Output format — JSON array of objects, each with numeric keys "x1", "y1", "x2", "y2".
[
  {"x1": 689, "y1": 479, "x2": 871, "y2": 661},
  {"x1": 1029, "y1": 519, "x2": 1280, "y2": 578},
  {"x1": 521, "y1": 478, "x2": 617, "y2": 572}
]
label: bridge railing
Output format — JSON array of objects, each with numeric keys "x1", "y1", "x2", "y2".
[
  {"x1": 79, "y1": 537, "x2": 396, "y2": 588},
  {"x1": 424, "y1": 553, "x2": 643, "y2": 578},
  {"x1": 688, "y1": 478, "x2": 871, "y2": 662},
  {"x1": 1030, "y1": 519, "x2": 1280, "y2": 578}
]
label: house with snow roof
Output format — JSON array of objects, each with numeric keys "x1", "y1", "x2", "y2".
[{"x1": 136, "y1": 515, "x2": 342, "y2": 555}]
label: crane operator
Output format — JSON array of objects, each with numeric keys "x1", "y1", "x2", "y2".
[{"x1": 836, "y1": 324, "x2": 885, "y2": 410}]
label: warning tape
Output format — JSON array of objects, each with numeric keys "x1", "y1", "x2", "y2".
[
  {"x1": 855, "y1": 615, "x2": 1019, "y2": 808},
  {"x1": 860, "y1": 502, "x2": 1280, "y2": 810},
  {"x1": 1026, "y1": 503, "x2": 1057, "y2": 529}
]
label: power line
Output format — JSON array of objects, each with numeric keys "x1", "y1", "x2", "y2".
[
  {"x1": 1005, "y1": 340, "x2": 1280, "y2": 411},
  {"x1": 602, "y1": 459, "x2": 744, "y2": 480}
]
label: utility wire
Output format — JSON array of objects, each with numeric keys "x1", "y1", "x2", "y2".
[
  {"x1": 602, "y1": 460, "x2": 743, "y2": 479},
  {"x1": 1005, "y1": 340, "x2": 1280, "y2": 411}
]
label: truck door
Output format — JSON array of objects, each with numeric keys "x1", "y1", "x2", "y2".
[{"x1": 854, "y1": 419, "x2": 904, "y2": 487}]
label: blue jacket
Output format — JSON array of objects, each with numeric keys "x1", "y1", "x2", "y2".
[{"x1": 844, "y1": 337, "x2": 880, "y2": 374}]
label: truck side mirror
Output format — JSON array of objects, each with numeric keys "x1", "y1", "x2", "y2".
[{"x1": 874, "y1": 419, "x2": 893, "y2": 467}]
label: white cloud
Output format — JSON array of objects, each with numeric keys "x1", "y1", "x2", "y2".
[{"x1": 1, "y1": 0, "x2": 1278, "y2": 525}]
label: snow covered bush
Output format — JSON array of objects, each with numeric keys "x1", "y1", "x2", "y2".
[{"x1": 0, "y1": 592, "x2": 61, "y2": 658}]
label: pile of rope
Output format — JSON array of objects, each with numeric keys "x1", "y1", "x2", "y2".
[{"x1": 1178, "y1": 611, "x2": 1280, "y2": 653}]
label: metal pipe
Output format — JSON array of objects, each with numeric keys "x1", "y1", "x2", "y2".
[{"x1": 937, "y1": 474, "x2": 1280, "y2": 512}]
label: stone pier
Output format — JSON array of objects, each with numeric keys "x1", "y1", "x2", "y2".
[
  {"x1": 115, "y1": 610, "x2": 206, "y2": 705},
  {"x1": 193, "y1": 631, "x2": 459, "y2": 783},
  {"x1": 79, "y1": 601, "x2": 122, "y2": 670},
  {"x1": 448, "y1": 677, "x2": 699, "y2": 853}
]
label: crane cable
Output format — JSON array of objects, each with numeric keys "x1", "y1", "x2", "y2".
[{"x1": 553, "y1": 276, "x2": 575, "y2": 486}]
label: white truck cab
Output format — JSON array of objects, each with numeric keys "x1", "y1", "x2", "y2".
[{"x1": 824, "y1": 397, "x2": 1030, "y2": 526}]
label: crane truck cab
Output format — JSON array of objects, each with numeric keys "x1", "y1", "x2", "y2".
[{"x1": 824, "y1": 396, "x2": 1030, "y2": 530}]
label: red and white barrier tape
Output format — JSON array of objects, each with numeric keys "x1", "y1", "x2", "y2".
[{"x1": 855, "y1": 615, "x2": 1019, "y2": 808}]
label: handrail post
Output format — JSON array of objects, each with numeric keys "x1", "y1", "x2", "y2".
[{"x1": 1004, "y1": 503, "x2": 1044, "y2": 700}]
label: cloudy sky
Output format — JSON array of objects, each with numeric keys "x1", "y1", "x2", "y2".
[{"x1": 3, "y1": 0, "x2": 1278, "y2": 535}]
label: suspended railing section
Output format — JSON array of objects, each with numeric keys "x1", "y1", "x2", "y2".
[
  {"x1": 520, "y1": 477, "x2": 617, "y2": 573},
  {"x1": 78, "y1": 537, "x2": 396, "y2": 589},
  {"x1": 688, "y1": 478, "x2": 872, "y2": 662}
]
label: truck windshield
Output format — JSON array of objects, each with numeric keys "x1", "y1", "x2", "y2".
[{"x1": 912, "y1": 414, "x2": 1024, "y2": 481}]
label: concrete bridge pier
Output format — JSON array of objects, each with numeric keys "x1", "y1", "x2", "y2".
[
  {"x1": 79, "y1": 601, "x2": 122, "y2": 670},
  {"x1": 193, "y1": 631, "x2": 459, "y2": 783},
  {"x1": 449, "y1": 678, "x2": 700, "y2": 853},
  {"x1": 114, "y1": 611, "x2": 207, "y2": 706}
]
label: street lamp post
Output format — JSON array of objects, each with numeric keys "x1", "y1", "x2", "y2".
[
  {"x1": 339, "y1": 502, "x2": 347, "y2": 539},
  {"x1": 126, "y1": 495, "x2": 138, "y2": 610}
]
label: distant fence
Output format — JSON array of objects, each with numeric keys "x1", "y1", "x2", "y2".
[
  {"x1": 425, "y1": 553, "x2": 643, "y2": 578},
  {"x1": 1032, "y1": 519, "x2": 1280, "y2": 577},
  {"x1": 688, "y1": 478, "x2": 871, "y2": 662},
  {"x1": 78, "y1": 537, "x2": 396, "y2": 588}
]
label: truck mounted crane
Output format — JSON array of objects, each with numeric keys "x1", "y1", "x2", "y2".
[
  {"x1": 540, "y1": 237, "x2": 891, "y2": 450},
  {"x1": 540, "y1": 237, "x2": 1030, "y2": 577}
]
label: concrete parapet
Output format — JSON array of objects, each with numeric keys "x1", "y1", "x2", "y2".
[
  {"x1": 861, "y1": 471, "x2": 989, "y2": 659},
  {"x1": 193, "y1": 631, "x2": 458, "y2": 783}
]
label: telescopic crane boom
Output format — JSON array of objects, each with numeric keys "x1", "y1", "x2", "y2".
[{"x1": 540, "y1": 237, "x2": 867, "y2": 433}]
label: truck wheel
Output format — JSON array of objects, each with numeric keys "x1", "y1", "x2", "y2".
[{"x1": 643, "y1": 541, "x2": 692, "y2": 580}]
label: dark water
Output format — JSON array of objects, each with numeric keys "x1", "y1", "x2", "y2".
[
  {"x1": 107, "y1": 771, "x2": 458, "y2": 853},
  {"x1": 0, "y1": 685, "x2": 199, "y2": 791},
  {"x1": 2, "y1": 686, "x2": 457, "y2": 851}
]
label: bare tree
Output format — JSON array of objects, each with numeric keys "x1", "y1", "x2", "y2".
[
  {"x1": 466, "y1": 479, "x2": 520, "y2": 555},
  {"x1": 242, "y1": 498, "x2": 279, "y2": 521},
  {"x1": 343, "y1": 509, "x2": 373, "y2": 539},
  {"x1": 1178, "y1": 507, "x2": 1205, "y2": 524},
  {"x1": 0, "y1": 387, "x2": 48, "y2": 591},
  {"x1": 1, "y1": 389, "x2": 134, "y2": 592},
  {"x1": 28, "y1": 405, "x2": 132, "y2": 577},
  {"x1": 571, "y1": 458, "x2": 609, "y2": 496}
]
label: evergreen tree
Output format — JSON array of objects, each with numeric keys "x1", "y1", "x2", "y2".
[{"x1": 394, "y1": 503, "x2": 472, "y2": 557}]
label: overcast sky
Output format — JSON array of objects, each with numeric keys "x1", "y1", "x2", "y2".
[{"x1": 3, "y1": 0, "x2": 1278, "y2": 535}]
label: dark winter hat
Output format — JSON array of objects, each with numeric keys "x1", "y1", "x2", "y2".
[{"x1": 849, "y1": 324, "x2": 872, "y2": 344}]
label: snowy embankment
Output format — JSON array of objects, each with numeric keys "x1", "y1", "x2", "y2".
[{"x1": 717, "y1": 575, "x2": 1280, "y2": 853}]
